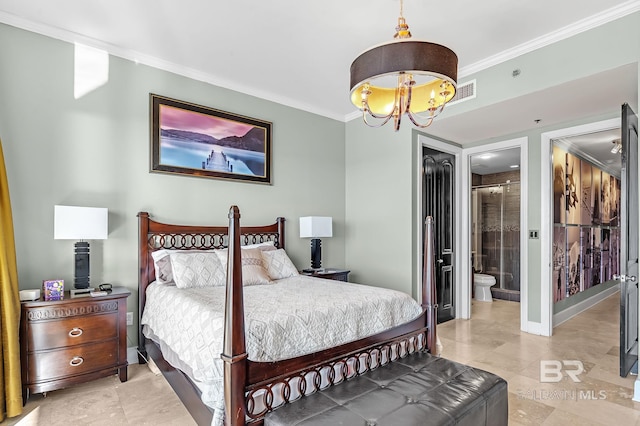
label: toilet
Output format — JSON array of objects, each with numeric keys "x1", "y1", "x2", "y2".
[{"x1": 474, "y1": 274, "x2": 496, "y2": 302}]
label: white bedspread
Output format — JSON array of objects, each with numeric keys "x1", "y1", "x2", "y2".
[{"x1": 141, "y1": 275, "x2": 422, "y2": 424}]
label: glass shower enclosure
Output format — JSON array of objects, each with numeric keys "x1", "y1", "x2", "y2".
[{"x1": 471, "y1": 182, "x2": 521, "y2": 298}]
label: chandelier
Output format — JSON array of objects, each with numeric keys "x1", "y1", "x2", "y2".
[{"x1": 350, "y1": 0, "x2": 458, "y2": 131}]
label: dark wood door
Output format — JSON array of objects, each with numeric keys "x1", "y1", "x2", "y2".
[
  {"x1": 423, "y1": 147, "x2": 455, "y2": 323},
  {"x1": 620, "y1": 103, "x2": 638, "y2": 377}
]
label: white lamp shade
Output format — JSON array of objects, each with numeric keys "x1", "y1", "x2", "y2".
[
  {"x1": 54, "y1": 205, "x2": 108, "y2": 240},
  {"x1": 299, "y1": 216, "x2": 333, "y2": 238}
]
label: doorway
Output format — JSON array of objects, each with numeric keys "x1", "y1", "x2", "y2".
[
  {"x1": 540, "y1": 118, "x2": 624, "y2": 337},
  {"x1": 470, "y1": 147, "x2": 522, "y2": 302},
  {"x1": 461, "y1": 137, "x2": 528, "y2": 332},
  {"x1": 416, "y1": 134, "x2": 527, "y2": 330},
  {"x1": 422, "y1": 146, "x2": 456, "y2": 323},
  {"x1": 541, "y1": 112, "x2": 638, "y2": 378}
]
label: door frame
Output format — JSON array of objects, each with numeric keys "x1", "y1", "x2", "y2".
[
  {"x1": 540, "y1": 118, "x2": 620, "y2": 337},
  {"x1": 416, "y1": 135, "x2": 528, "y2": 329},
  {"x1": 416, "y1": 135, "x2": 464, "y2": 316},
  {"x1": 462, "y1": 137, "x2": 528, "y2": 332}
]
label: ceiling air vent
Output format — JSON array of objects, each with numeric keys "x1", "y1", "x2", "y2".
[{"x1": 448, "y1": 79, "x2": 476, "y2": 106}]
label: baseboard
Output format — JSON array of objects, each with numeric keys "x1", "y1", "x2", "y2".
[
  {"x1": 127, "y1": 346, "x2": 139, "y2": 365},
  {"x1": 522, "y1": 321, "x2": 543, "y2": 335},
  {"x1": 553, "y1": 285, "x2": 619, "y2": 328},
  {"x1": 634, "y1": 378, "x2": 640, "y2": 402}
]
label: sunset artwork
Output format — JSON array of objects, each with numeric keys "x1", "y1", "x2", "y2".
[{"x1": 150, "y1": 95, "x2": 272, "y2": 184}]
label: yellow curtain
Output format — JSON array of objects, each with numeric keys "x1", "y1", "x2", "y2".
[{"x1": 0, "y1": 139, "x2": 23, "y2": 419}]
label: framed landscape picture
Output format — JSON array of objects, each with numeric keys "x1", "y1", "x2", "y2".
[{"x1": 150, "y1": 94, "x2": 272, "y2": 184}]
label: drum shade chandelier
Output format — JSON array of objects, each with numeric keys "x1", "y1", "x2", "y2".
[{"x1": 350, "y1": 0, "x2": 458, "y2": 131}]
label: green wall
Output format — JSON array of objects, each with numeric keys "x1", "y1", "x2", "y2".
[
  {"x1": 0, "y1": 24, "x2": 346, "y2": 345},
  {"x1": 441, "y1": 12, "x2": 640, "y2": 120},
  {"x1": 344, "y1": 121, "x2": 414, "y2": 293}
]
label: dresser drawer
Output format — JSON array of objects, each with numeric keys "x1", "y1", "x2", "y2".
[
  {"x1": 26, "y1": 340, "x2": 118, "y2": 383},
  {"x1": 26, "y1": 313, "x2": 118, "y2": 351}
]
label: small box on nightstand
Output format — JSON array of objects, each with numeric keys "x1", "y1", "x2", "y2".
[{"x1": 42, "y1": 279, "x2": 64, "y2": 301}]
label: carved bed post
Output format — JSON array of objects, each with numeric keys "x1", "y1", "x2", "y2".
[
  {"x1": 137, "y1": 211, "x2": 150, "y2": 364},
  {"x1": 422, "y1": 216, "x2": 438, "y2": 353},
  {"x1": 276, "y1": 217, "x2": 285, "y2": 250},
  {"x1": 222, "y1": 206, "x2": 248, "y2": 426}
]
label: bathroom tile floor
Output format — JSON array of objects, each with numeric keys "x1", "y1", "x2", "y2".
[
  {"x1": 438, "y1": 292, "x2": 640, "y2": 425},
  {"x1": 7, "y1": 292, "x2": 637, "y2": 425}
]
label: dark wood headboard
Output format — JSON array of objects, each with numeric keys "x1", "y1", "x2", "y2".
[{"x1": 137, "y1": 211, "x2": 285, "y2": 355}]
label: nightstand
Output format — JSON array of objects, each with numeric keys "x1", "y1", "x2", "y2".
[
  {"x1": 20, "y1": 287, "x2": 130, "y2": 402},
  {"x1": 301, "y1": 268, "x2": 350, "y2": 282}
]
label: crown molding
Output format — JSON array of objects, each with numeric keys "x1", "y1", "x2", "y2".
[
  {"x1": 0, "y1": 11, "x2": 345, "y2": 122},
  {"x1": 458, "y1": 0, "x2": 640, "y2": 78},
  {"x1": 1, "y1": 1, "x2": 638, "y2": 124}
]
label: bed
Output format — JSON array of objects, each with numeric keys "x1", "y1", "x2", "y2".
[{"x1": 138, "y1": 206, "x2": 437, "y2": 425}]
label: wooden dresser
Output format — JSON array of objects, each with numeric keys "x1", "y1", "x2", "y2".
[{"x1": 20, "y1": 287, "x2": 130, "y2": 402}]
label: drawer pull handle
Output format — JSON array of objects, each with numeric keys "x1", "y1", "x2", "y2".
[
  {"x1": 69, "y1": 356, "x2": 84, "y2": 367},
  {"x1": 68, "y1": 327, "x2": 83, "y2": 337}
]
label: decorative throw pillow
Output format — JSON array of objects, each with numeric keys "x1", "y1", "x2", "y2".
[
  {"x1": 216, "y1": 248, "x2": 272, "y2": 286},
  {"x1": 169, "y1": 251, "x2": 226, "y2": 289},
  {"x1": 262, "y1": 249, "x2": 299, "y2": 280},
  {"x1": 151, "y1": 250, "x2": 176, "y2": 284}
]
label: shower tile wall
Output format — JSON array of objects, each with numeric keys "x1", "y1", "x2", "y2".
[
  {"x1": 472, "y1": 171, "x2": 521, "y2": 293},
  {"x1": 477, "y1": 170, "x2": 520, "y2": 185}
]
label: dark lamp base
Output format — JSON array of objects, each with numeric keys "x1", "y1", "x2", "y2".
[
  {"x1": 74, "y1": 241, "x2": 91, "y2": 289},
  {"x1": 310, "y1": 238, "x2": 322, "y2": 269}
]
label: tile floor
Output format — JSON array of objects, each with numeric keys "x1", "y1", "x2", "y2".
[
  {"x1": 438, "y1": 292, "x2": 640, "y2": 425},
  {"x1": 6, "y1": 291, "x2": 638, "y2": 425},
  {"x1": 7, "y1": 363, "x2": 196, "y2": 425}
]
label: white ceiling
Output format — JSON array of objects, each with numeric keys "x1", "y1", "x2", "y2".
[
  {"x1": 427, "y1": 63, "x2": 637, "y2": 145},
  {"x1": 556, "y1": 128, "x2": 623, "y2": 175},
  {"x1": 471, "y1": 148, "x2": 522, "y2": 176},
  {"x1": 469, "y1": 127, "x2": 623, "y2": 177},
  {"x1": 0, "y1": 0, "x2": 638, "y2": 146}
]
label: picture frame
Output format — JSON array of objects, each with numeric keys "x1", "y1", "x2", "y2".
[{"x1": 150, "y1": 94, "x2": 272, "y2": 184}]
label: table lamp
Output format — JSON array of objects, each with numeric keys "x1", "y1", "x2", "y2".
[
  {"x1": 54, "y1": 205, "x2": 108, "y2": 294},
  {"x1": 299, "y1": 216, "x2": 332, "y2": 271}
]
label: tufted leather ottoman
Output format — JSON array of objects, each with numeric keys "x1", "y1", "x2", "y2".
[{"x1": 264, "y1": 351, "x2": 508, "y2": 426}]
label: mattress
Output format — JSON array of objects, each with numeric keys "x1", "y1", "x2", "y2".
[{"x1": 141, "y1": 274, "x2": 423, "y2": 425}]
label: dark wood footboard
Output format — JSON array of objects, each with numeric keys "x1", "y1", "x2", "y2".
[{"x1": 222, "y1": 207, "x2": 437, "y2": 425}]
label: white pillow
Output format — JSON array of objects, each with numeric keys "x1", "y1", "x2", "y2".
[
  {"x1": 242, "y1": 240, "x2": 276, "y2": 251},
  {"x1": 151, "y1": 249, "x2": 219, "y2": 284},
  {"x1": 216, "y1": 248, "x2": 272, "y2": 286},
  {"x1": 169, "y1": 251, "x2": 226, "y2": 289},
  {"x1": 261, "y1": 249, "x2": 299, "y2": 280}
]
